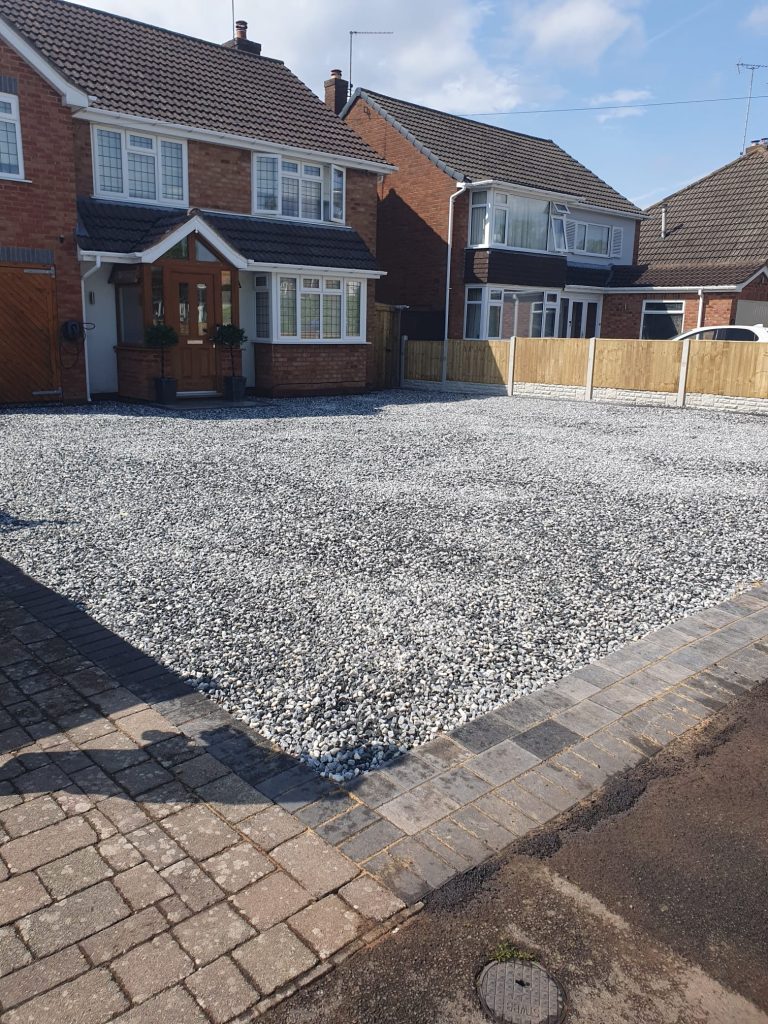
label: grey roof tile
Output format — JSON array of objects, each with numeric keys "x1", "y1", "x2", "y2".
[
  {"x1": 76, "y1": 198, "x2": 378, "y2": 271},
  {"x1": 620, "y1": 146, "x2": 768, "y2": 287},
  {"x1": 353, "y1": 89, "x2": 641, "y2": 216},
  {"x1": 0, "y1": 0, "x2": 383, "y2": 165}
]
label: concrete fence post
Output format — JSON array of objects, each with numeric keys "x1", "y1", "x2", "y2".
[
  {"x1": 585, "y1": 336, "x2": 597, "y2": 401},
  {"x1": 507, "y1": 336, "x2": 516, "y2": 397},
  {"x1": 677, "y1": 336, "x2": 691, "y2": 407},
  {"x1": 400, "y1": 334, "x2": 408, "y2": 386}
]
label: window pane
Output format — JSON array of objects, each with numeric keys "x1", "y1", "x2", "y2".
[
  {"x1": 586, "y1": 224, "x2": 610, "y2": 254},
  {"x1": 332, "y1": 167, "x2": 344, "y2": 220},
  {"x1": 301, "y1": 292, "x2": 321, "y2": 339},
  {"x1": 96, "y1": 129, "x2": 123, "y2": 193},
  {"x1": 325, "y1": 279, "x2": 341, "y2": 290},
  {"x1": 221, "y1": 271, "x2": 232, "y2": 326},
  {"x1": 465, "y1": 302, "x2": 481, "y2": 339},
  {"x1": 575, "y1": 223, "x2": 587, "y2": 250},
  {"x1": 323, "y1": 293, "x2": 342, "y2": 338},
  {"x1": 280, "y1": 278, "x2": 297, "y2": 336},
  {"x1": 160, "y1": 141, "x2": 184, "y2": 201},
  {"x1": 467, "y1": 287, "x2": 482, "y2": 302},
  {"x1": 641, "y1": 310, "x2": 683, "y2": 339},
  {"x1": 303, "y1": 278, "x2": 320, "y2": 289},
  {"x1": 488, "y1": 305, "x2": 501, "y2": 338},
  {"x1": 0, "y1": 100, "x2": 12, "y2": 114},
  {"x1": 196, "y1": 283, "x2": 208, "y2": 335},
  {"x1": 178, "y1": 282, "x2": 189, "y2": 337},
  {"x1": 255, "y1": 289, "x2": 270, "y2": 338},
  {"x1": 301, "y1": 178, "x2": 322, "y2": 220},
  {"x1": 164, "y1": 238, "x2": 189, "y2": 259},
  {"x1": 472, "y1": 190, "x2": 487, "y2": 205},
  {"x1": 255, "y1": 155, "x2": 279, "y2": 212},
  {"x1": 282, "y1": 160, "x2": 299, "y2": 173},
  {"x1": 152, "y1": 268, "x2": 164, "y2": 323},
  {"x1": 551, "y1": 218, "x2": 566, "y2": 250},
  {"x1": 507, "y1": 196, "x2": 549, "y2": 250},
  {"x1": 195, "y1": 239, "x2": 217, "y2": 261},
  {"x1": 470, "y1": 205, "x2": 486, "y2": 245},
  {"x1": 128, "y1": 151, "x2": 157, "y2": 200},
  {"x1": 282, "y1": 175, "x2": 299, "y2": 217},
  {"x1": 129, "y1": 134, "x2": 153, "y2": 149},
  {"x1": 492, "y1": 208, "x2": 507, "y2": 244},
  {"x1": 0, "y1": 119, "x2": 19, "y2": 175},
  {"x1": 346, "y1": 281, "x2": 361, "y2": 336},
  {"x1": 303, "y1": 164, "x2": 321, "y2": 177}
]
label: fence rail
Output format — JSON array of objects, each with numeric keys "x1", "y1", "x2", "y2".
[{"x1": 400, "y1": 337, "x2": 768, "y2": 411}]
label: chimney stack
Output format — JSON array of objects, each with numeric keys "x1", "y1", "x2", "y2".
[
  {"x1": 324, "y1": 69, "x2": 349, "y2": 115},
  {"x1": 223, "y1": 20, "x2": 262, "y2": 56}
]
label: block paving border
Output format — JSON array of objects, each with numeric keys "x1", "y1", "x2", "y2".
[{"x1": 1, "y1": 556, "x2": 767, "y2": 1021}]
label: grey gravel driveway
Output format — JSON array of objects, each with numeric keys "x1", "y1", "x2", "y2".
[{"x1": 1, "y1": 392, "x2": 766, "y2": 779}]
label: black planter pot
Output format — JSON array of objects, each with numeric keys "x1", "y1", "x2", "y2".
[
  {"x1": 223, "y1": 375, "x2": 247, "y2": 401},
  {"x1": 154, "y1": 377, "x2": 177, "y2": 404}
]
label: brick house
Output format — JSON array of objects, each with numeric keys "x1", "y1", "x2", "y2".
[
  {"x1": 0, "y1": 0, "x2": 391, "y2": 403},
  {"x1": 329, "y1": 80, "x2": 644, "y2": 343},
  {"x1": 602, "y1": 142, "x2": 768, "y2": 339}
]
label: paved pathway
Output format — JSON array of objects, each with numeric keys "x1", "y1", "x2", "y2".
[{"x1": 1, "y1": 555, "x2": 767, "y2": 1022}]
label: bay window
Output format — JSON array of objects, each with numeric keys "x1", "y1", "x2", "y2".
[
  {"x1": 507, "y1": 195, "x2": 550, "y2": 250},
  {"x1": 0, "y1": 92, "x2": 24, "y2": 179},
  {"x1": 253, "y1": 155, "x2": 346, "y2": 223},
  {"x1": 93, "y1": 126, "x2": 186, "y2": 204},
  {"x1": 279, "y1": 275, "x2": 364, "y2": 341},
  {"x1": 465, "y1": 287, "x2": 483, "y2": 338}
]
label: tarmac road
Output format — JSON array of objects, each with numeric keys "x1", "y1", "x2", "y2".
[{"x1": 264, "y1": 678, "x2": 768, "y2": 1024}]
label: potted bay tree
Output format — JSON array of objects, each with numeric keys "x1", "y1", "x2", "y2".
[
  {"x1": 213, "y1": 323, "x2": 248, "y2": 401},
  {"x1": 144, "y1": 322, "x2": 179, "y2": 404}
]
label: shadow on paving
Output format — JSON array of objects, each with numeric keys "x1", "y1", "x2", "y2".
[
  {"x1": 0, "y1": 556, "x2": 352, "y2": 810},
  {"x1": 0, "y1": 389, "x2": 497, "y2": 425}
]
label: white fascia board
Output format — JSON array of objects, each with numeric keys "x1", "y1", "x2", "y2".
[
  {"x1": 607, "y1": 284, "x2": 743, "y2": 293},
  {"x1": 0, "y1": 17, "x2": 90, "y2": 108},
  {"x1": 474, "y1": 179, "x2": 584, "y2": 204},
  {"x1": 246, "y1": 262, "x2": 384, "y2": 279},
  {"x1": 73, "y1": 108, "x2": 395, "y2": 175}
]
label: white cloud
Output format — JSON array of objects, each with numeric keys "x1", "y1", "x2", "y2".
[
  {"x1": 509, "y1": 0, "x2": 643, "y2": 67},
  {"x1": 69, "y1": 0, "x2": 522, "y2": 114},
  {"x1": 744, "y1": 4, "x2": 768, "y2": 30},
  {"x1": 590, "y1": 87, "x2": 651, "y2": 122}
]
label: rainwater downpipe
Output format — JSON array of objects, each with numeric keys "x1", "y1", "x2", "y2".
[
  {"x1": 80, "y1": 255, "x2": 102, "y2": 403},
  {"x1": 443, "y1": 182, "x2": 469, "y2": 381},
  {"x1": 697, "y1": 287, "x2": 705, "y2": 328}
]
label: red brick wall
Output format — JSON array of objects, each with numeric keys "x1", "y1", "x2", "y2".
[
  {"x1": 253, "y1": 343, "x2": 367, "y2": 396},
  {"x1": 345, "y1": 99, "x2": 456, "y2": 318},
  {"x1": 601, "y1": 291, "x2": 738, "y2": 337},
  {"x1": 0, "y1": 39, "x2": 86, "y2": 399},
  {"x1": 73, "y1": 120, "x2": 93, "y2": 196},
  {"x1": 188, "y1": 140, "x2": 251, "y2": 213}
]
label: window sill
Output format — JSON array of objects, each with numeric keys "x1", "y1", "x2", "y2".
[
  {"x1": 91, "y1": 193, "x2": 187, "y2": 209},
  {"x1": 0, "y1": 176, "x2": 31, "y2": 184}
]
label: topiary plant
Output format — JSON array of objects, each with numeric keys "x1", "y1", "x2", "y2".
[
  {"x1": 212, "y1": 323, "x2": 247, "y2": 379},
  {"x1": 144, "y1": 322, "x2": 179, "y2": 380}
]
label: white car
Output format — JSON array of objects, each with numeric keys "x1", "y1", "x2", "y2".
[{"x1": 674, "y1": 324, "x2": 768, "y2": 342}]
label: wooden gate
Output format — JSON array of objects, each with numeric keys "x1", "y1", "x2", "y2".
[
  {"x1": 368, "y1": 303, "x2": 400, "y2": 389},
  {"x1": 0, "y1": 266, "x2": 60, "y2": 403}
]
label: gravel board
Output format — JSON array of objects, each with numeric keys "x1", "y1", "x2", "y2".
[{"x1": 1, "y1": 393, "x2": 766, "y2": 780}]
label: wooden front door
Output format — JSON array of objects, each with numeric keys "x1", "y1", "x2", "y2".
[
  {"x1": 0, "y1": 266, "x2": 60, "y2": 403},
  {"x1": 166, "y1": 270, "x2": 219, "y2": 394}
]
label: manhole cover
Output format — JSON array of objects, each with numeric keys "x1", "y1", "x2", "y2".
[{"x1": 477, "y1": 959, "x2": 566, "y2": 1024}]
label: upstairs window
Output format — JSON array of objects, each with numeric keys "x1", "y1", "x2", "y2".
[
  {"x1": 93, "y1": 127, "x2": 186, "y2": 205},
  {"x1": 573, "y1": 221, "x2": 611, "y2": 256},
  {"x1": 254, "y1": 156, "x2": 344, "y2": 222},
  {"x1": 0, "y1": 92, "x2": 23, "y2": 180}
]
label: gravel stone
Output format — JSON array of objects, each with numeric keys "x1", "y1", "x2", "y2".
[{"x1": 1, "y1": 396, "x2": 766, "y2": 780}]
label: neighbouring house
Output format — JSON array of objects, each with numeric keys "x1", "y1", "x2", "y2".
[
  {"x1": 0, "y1": 0, "x2": 392, "y2": 404},
  {"x1": 329, "y1": 79, "x2": 644, "y2": 343},
  {"x1": 602, "y1": 142, "x2": 768, "y2": 339}
]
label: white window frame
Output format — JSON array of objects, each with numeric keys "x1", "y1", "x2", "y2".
[
  {"x1": 0, "y1": 92, "x2": 24, "y2": 181},
  {"x1": 91, "y1": 125, "x2": 188, "y2": 206},
  {"x1": 274, "y1": 274, "x2": 366, "y2": 344},
  {"x1": 464, "y1": 285, "x2": 568, "y2": 339},
  {"x1": 640, "y1": 299, "x2": 686, "y2": 340},
  {"x1": 572, "y1": 220, "x2": 612, "y2": 257},
  {"x1": 253, "y1": 155, "x2": 342, "y2": 224}
]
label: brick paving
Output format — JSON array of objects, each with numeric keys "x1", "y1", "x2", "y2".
[{"x1": 1, "y1": 556, "x2": 767, "y2": 1021}]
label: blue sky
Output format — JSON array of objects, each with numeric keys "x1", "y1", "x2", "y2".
[{"x1": 70, "y1": 0, "x2": 768, "y2": 208}]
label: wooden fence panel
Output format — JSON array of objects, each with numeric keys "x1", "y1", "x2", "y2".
[
  {"x1": 594, "y1": 338, "x2": 682, "y2": 393},
  {"x1": 404, "y1": 339, "x2": 442, "y2": 381},
  {"x1": 513, "y1": 337, "x2": 589, "y2": 386},
  {"x1": 686, "y1": 340, "x2": 768, "y2": 399},
  {"x1": 447, "y1": 340, "x2": 510, "y2": 384}
]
